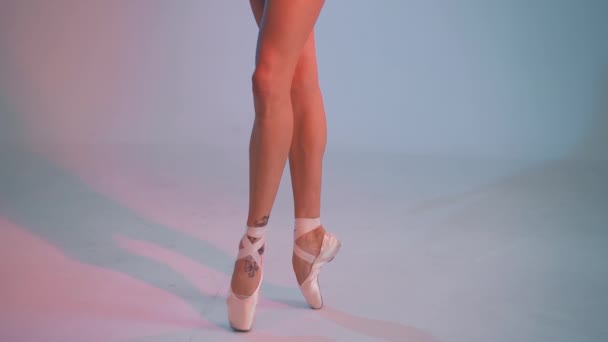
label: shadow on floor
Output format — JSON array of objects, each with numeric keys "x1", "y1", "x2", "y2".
[{"x1": 0, "y1": 140, "x2": 438, "y2": 342}]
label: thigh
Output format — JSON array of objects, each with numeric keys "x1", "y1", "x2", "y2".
[
  {"x1": 253, "y1": 0, "x2": 325, "y2": 74},
  {"x1": 249, "y1": 0, "x2": 321, "y2": 86}
]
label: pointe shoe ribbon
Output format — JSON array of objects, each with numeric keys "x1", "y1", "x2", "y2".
[
  {"x1": 227, "y1": 225, "x2": 267, "y2": 331},
  {"x1": 293, "y1": 220, "x2": 341, "y2": 310}
]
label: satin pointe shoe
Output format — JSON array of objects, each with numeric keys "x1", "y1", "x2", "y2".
[
  {"x1": 227, "y1": 225, "x2": 267, "y2": 332},
  {"x1": 293, "y1": 225, "x2": 341, "y2": 309}
]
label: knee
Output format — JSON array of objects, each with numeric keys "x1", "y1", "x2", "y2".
[
  {"x1": 251, "y1": 67, "x2": 274, "y2": 100},
  {"x1": 290, "y1": 74, "x2": 320, "y2": 98},
  {"x1": 251, "y1": 67, "x2": 289, "y2": 122},
  {"x1": 290, "y1": 60, "x2": 320, "y2": 98},
  {"x1": 251, "y1": 57, "x2": 291, "y2": 101}
]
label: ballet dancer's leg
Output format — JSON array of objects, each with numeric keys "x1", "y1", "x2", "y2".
[
  {"x1": 250, "y1": 0, "x2": 333, "y2": 293},
  {"x1": 288, "y1": 31, "x2": 329, "y2": 285},
  {"x1": 230, "y1": 0, "x2": 326, "y2": 298}
]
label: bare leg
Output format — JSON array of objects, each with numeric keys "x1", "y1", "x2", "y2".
[
  {"x1": 288, "y1": 32, "x2": 328, "y2": 285},
  {"x1": 251, "y1": 0, "x2": 328, "y2": 286},
  {"x1": 231, "y1": 0, "x2": 326, "y2": 297}
]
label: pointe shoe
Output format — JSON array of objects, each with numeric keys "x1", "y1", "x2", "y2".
[
  {"x1": 293, "y1": 226, "x2": 341, "y2": 309},
  {"x1": 227, "y1": 226, "x2": 267, "y2": 332}
]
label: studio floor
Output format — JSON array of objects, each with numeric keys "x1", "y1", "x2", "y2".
[{"x1": 1, "y1": 143, "x2": 606, "y2": 342}]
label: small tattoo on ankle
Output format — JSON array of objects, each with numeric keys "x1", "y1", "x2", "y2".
[
  {"x1": 244, "y1": 258, "x2": 259, "y2": 278},
  {"x1": 254, "y1": 215, "x2": 269, "y2": 227}
]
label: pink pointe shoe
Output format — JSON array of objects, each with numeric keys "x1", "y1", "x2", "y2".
[
  {"x1": 293, "y1": 225, "x2": 341, "y2": 309},
  {"x1": 226, "y1": 226, "x2": 267, "y2": 332}
]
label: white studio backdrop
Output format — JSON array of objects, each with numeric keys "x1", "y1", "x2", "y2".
[{"x1": 0, "y1": 0, "x2": 606, "y2": 161}]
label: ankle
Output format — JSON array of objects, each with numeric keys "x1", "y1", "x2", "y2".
[
  {"x1": 239, "y1": 236, "x2": 265, "y2": 255},
  {"x1": 295, "y1": 226, "x2": 325, "y2": 257},
  {"x1": 238, "y1": 224, "x2": 268, "y2": 255},
  {"x1": 300, "y1": 225, "x2": 325, "y2": 241}
]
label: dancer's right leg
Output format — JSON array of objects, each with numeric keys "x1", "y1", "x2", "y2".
[
  {"x1": 288, "y1": 30, "x2": 342, "y2": 309},
  {"x1": 288, "y1": 31, "x2": 329, "y2": 285},
  {"x1": 230, "y1": 0, "x2": 326, "y2": 298}
]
